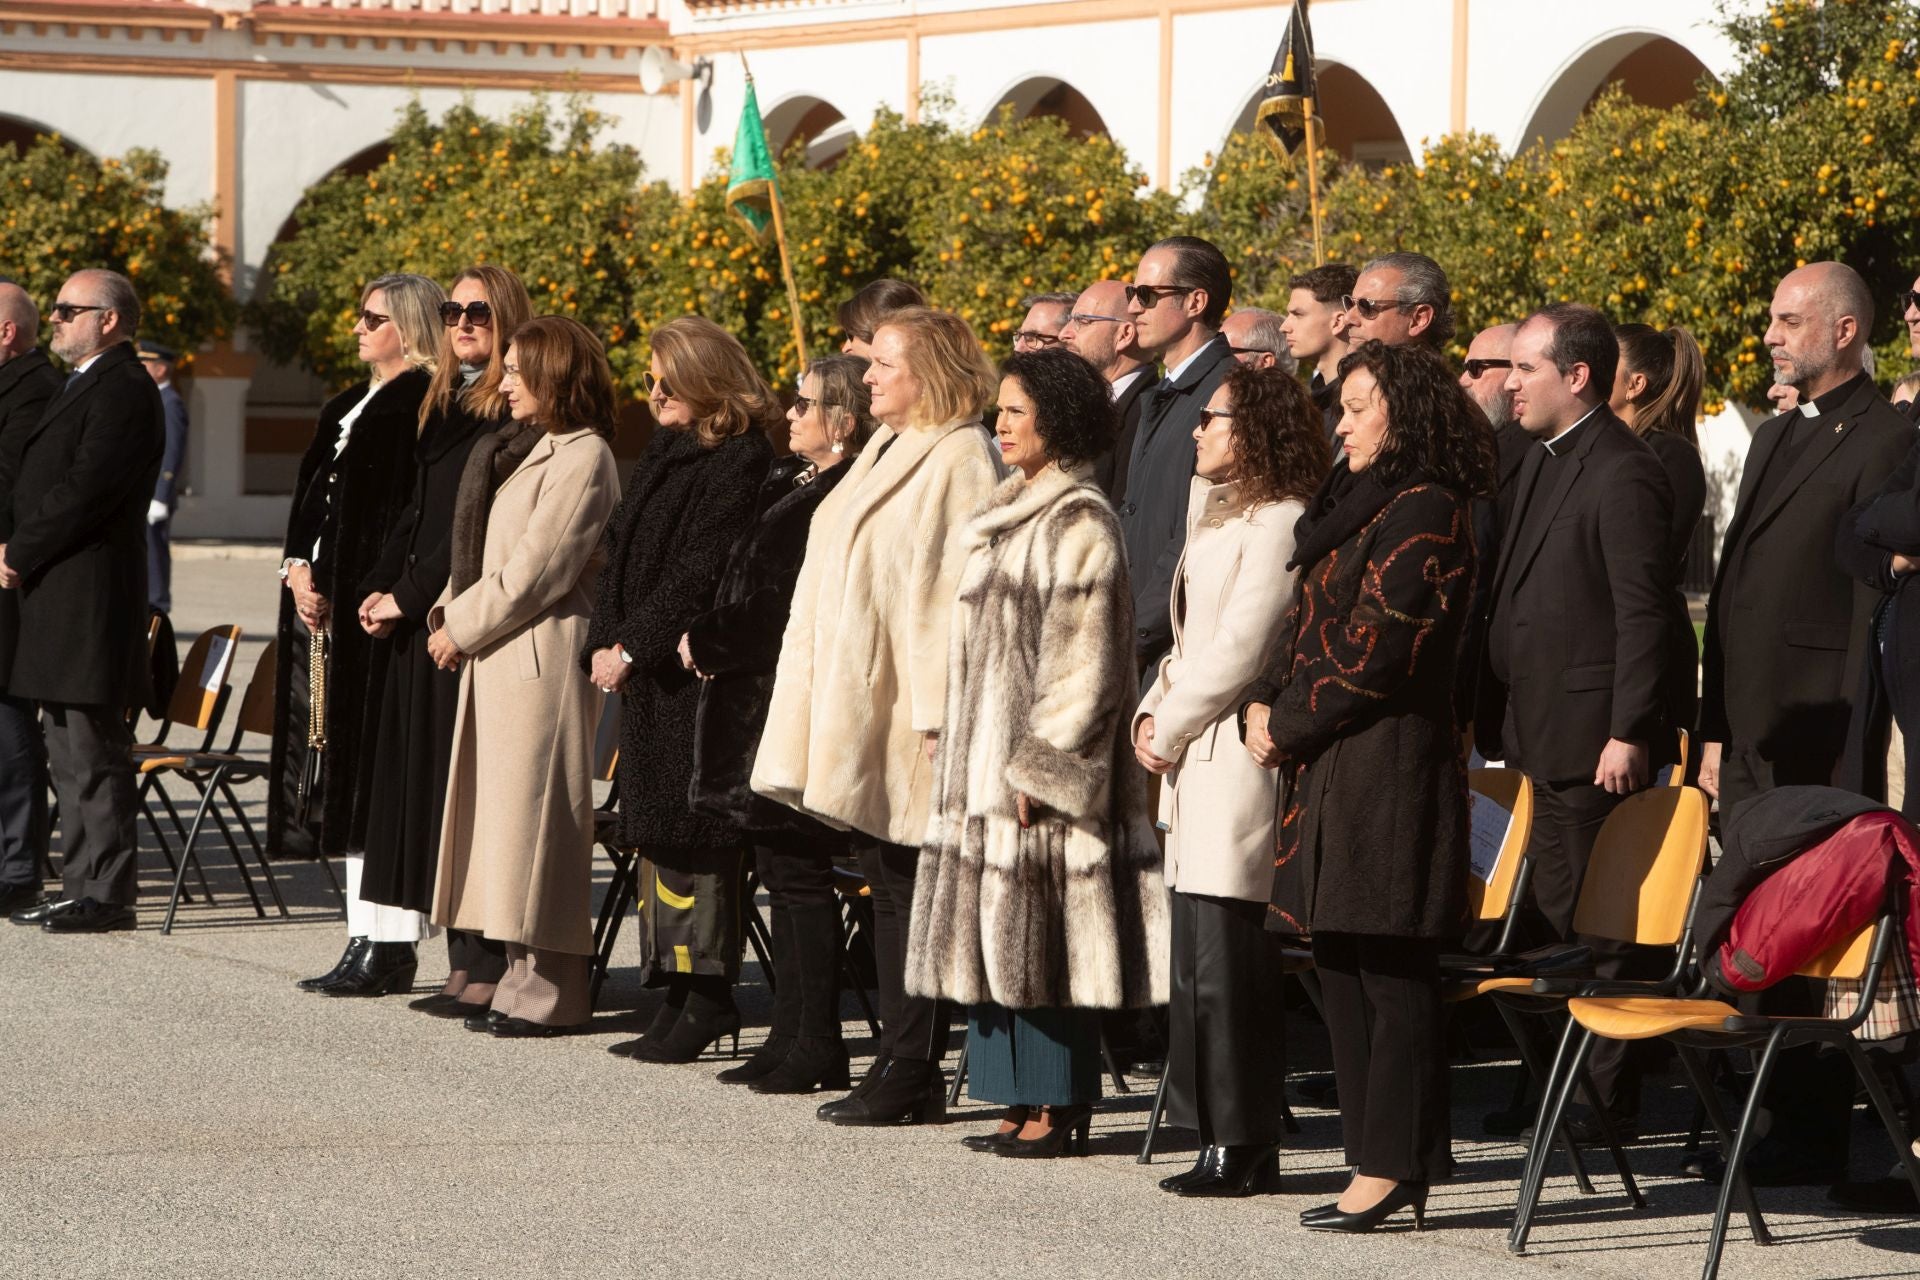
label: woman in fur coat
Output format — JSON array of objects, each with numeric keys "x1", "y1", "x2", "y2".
[
  {"x1": 907, "y1": 348, "x2": 1168, "y2": 1158},
  {"x1": 1133, "y1": 364, "x2": 1328, "y2": 1196},
  {"x1": 584, "y1": 317, "x2": 775, "y2": 1063},
  {"x1": 753, "y1": 306, "x2": 1004, "y2": 1127},
  {"x1": 1241, "y1": 341, "x2": 1494, "y2": 1232},
  {"x1": 681, "y1": 355, "x2": 878, "y2": 1095},
  {"x1": 273, "y1": 273, "x2": 445, "y2": 996}
]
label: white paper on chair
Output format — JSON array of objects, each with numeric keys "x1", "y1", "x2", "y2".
[
  {"x1": 1468, "y1": 791, "x2": 1514, "y2": 885},
  {"x1": 200, "y1": 634, "x2": 234, "y2": 694}
]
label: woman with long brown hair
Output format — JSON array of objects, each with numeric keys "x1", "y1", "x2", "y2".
[
  {"x1": 355, "y1": 264, "x2": 533, "y2": 1011},
  {"x1": 428, "y1": 315, "x2": 621, "y2": 1037},
  {"x1": 1132, "y1": 363, "x2": 1329, "y2": 1194},
  {"x1": 586, "y1": 316, "x2": 776, "y2": 1063}
]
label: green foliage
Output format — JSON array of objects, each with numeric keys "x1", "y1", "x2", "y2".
[{"x1": 0, "y1": 136, "x2": 233, "y2": 363}]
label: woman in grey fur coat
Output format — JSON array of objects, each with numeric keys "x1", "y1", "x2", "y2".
[{"x1": 907, "y1": 349, "x2": 1168, "y2": 1159}]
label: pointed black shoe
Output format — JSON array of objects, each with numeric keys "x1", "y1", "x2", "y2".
[
  {"x1": 608, "y1": 996, "x2": 685, "y2": 1058},
  {"x1": 491, "y1": 1017, "x2": 581, "y2": 1039},
  {"x1": 718, "y1": 1035, "x2": 794, "y2": 1085},
  {"x1": 962, "y1": 1108, "x2": 1030, "y2": 1153},
  {"x1": 1175, "y1": 1143, "x2": 1281, "y2": 1196},
  {"x1": 408, "y1": 992, "x2": 465, "y2": 1015},
  {"x1": 630, "y1": 979, "x2": 741, "y2": 1064},
  {"x1": 297, "y1": 937, "x2": 369, "y2": 991},
  {"x1": 817, "y1": 1055, "x2": 890, "y2": 1121},
  {"x1": 827, "y1": 1057, "x2": 946, "y2": 1127},
  {"x1": 1160, "y1": 1146, "x2": 1225, "y2": 1193},
  {"x1": 322, "y1": 941, "x2": 418, "y2": 997},
  {"x1": 1302, "y1": 1182, "x2": 1428, "y2": 1233},
  {"x1": 996, "y1": 1105, "x2": 1092, "y2": 1158},
  {"x1": 750, "y1": 1036, "x2": 851, "y2": 1095}
]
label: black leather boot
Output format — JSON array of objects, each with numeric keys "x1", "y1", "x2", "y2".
[
  {"x1": 719, "y1": 901, "x2": 797, "y2": 1084},
  {"x1": 322, "y1": 941, "x2": 418, "y2": 997},
  {"x1": 827, "y1": 1056, "x2": 946, "y2": 1126},
  {"x1": 631, "y1": 974, "x2": 741, "y2": 1063},
  {"x1": 817, "y1": 1054, "x2": 890, "y2": 1121},
  {"x1": 1160, "y1": 1146, "x2": 1224, "y2": 1192},
  {"x1": 1175, "y1": 1143, "x2": 1282, "y2": 1197},
  {"x1": 751, "y1": 901, "x2": 848, "y2": 1093},
  {"x1": 297, "y1": 937, "x2": 368, "y2": 992}
]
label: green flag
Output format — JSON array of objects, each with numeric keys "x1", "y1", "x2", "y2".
[{"x1": 727, "y1": 78, "x2": 777, "y2": 241}]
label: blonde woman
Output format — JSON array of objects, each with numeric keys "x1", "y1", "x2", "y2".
[
  {"x1": 275, "y1": 272, "x2": 447, "y2": 996},
  {"x1": 586, "y1": 316, "x2": 777, "y2": 1063},
  {"x1": 755, "y1": 306, "x2": 1005, "y2": 1126}
]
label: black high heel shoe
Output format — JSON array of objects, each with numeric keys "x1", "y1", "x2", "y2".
[
  {"x1": 628, "y1": 987, "x2": 742, "y2": 1064},
  {"x1": 322, "y1": 942, "x2": 417, "y2": 997},
  {"x1": 296, "y1": 937, "x2": 368, "y2": 991},
  {"x1": 827, "y1": 1058, "x2": 946, "y2": 1127},
  {"x1": 1175, "y1": 1143, "x2": 1280, "y2": 1197},
  {"x1": 1159, "y1": 1146, "x2": 1224, "y2": 1192},
  {"x1": 1301, "y1": 1182, "x2": 1428, "y2": 1233},
  {"x1": 961, "y1": 1107, "x2": 1030, "y2": 1153},
  {"x1": 996, "y1": 1105, "x2": 1092, "y2": 1158}
]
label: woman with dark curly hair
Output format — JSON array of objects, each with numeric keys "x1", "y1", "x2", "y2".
[
  {"x1": 1241, "y1": 339, "x2": 1493, "y2": 1231},
  {"x1": 1132, "y1": 363, "x2": 1328, "y2": 1196},
  {"x1": 907, "y1": 347, "x2": 1169, "y2": 1159}
]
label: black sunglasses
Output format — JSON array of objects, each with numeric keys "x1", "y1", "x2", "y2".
[
  {"x1": 1902, "y1": 289, "x2": 1920, "y2": 314},
  {"x1": 644, "y1": 372, "x2": 673, "y2": 400},
  {"x1": 1341, "y1": 295, "x2": 1416, "y2": 320},
  {"x1": 50, "y1": 302, "x2": 106, "y2": 322},
  {"x1": 1197, "y1": 408, "x2": 1235, "y2": 427},
  {"x1": 440, "y1": 300, "x2": 493, "y2": 328},
  {"x1": 1125, "y1": 284, "x2": 1194, "y2": 309},
  {"x1": 1463, "y1": 358, "x2": 1513, "y2": 379},
  {"x1": 356, "y1": 309, "x2": 391, "y2": 331}
]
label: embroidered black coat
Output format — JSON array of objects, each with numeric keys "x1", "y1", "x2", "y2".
[
  {"x1": 686, "y1": 456, "x2": 850, "y2": 835},
  {"x1": 267, "y1": 370, "x2": 428, "y2": 859},
  {"x1": 584, "y1": 426, "x2": 773, "y2": 852},
  {"x1": 1246, "y1": 480, "x2": 1476, "y2": 940}
]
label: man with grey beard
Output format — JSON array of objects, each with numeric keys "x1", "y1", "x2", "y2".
[{"x1": 1459, "y1": 323, "x2": 1532, "y2": 534}]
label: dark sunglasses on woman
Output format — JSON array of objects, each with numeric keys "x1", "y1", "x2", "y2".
[{"x1": 440, "y1": 300, "x2": 493, "y2": 328}]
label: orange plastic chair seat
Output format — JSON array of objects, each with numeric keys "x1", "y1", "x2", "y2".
[
  {"x1": 1446, "y1": 974, "x2": 1535, "y2": 1002},
  {"x1": 137, "y1": 755, "x2": 191, "y2": 774},
  {"x1": 1569, "y1": 995, "x2": 1740, "y2": 1041}
]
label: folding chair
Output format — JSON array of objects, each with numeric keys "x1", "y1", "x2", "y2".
[
  {"x1": 147, "y1": 642, "x2": 297, "y2": 933},
  {"x1": 1664, "y1": 728, "x2": 1691, "y2": 788},
  {"x1": 132, "y1": 624, "x2": 242, "y2": 906},
  {"x1": 831, "y1": 863, "x2": 884, "y2": 1040},
  {"x1": 1530, "y1": 904, "x2": 1919, "y2": 1280},
  {"x1": 588, "y1": 696, "x2": 633, "y2": 1008}
]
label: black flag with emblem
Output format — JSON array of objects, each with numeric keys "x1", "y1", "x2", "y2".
[{"x1": 1255, "y1": 3, "x2": 1320, "y2": 159}]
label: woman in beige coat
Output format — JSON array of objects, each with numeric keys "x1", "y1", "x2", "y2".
[
  {"x1": 1133, "y1": 363, "x2": 1328, "y2": 1194},
  {"x1": 427, "y1": 316, "x2": 621, "y2": 1038},
  {"x1": 753, "y1": 305, "x2": 1004, "y2": 1125}
]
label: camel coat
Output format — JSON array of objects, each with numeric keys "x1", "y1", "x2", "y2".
[
  {"x1": 1135, "y1": 480, "x2": 1305, "y2": 902},
  {"x1": 430, "y1": 427, "x2": 620, "y2": 955},
  {"x1": 751, "y1": 418, "x2": 1004, "y2": 845}
]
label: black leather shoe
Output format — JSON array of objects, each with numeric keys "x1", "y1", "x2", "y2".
[
  {"x1": 10, "y1": 895, "x2": 74, "y2": 926},
  {"x1": 1519, "y1": 1110, "x2": 1638, "y2": 1146},
  {"x1": 1160, "y1": 1147, "x2": 1223, "y2": 1192},
  {"x1": 42, "y1": 898, "x2": 135, "y2": 933},
  {"x1": 750, "y1": 1037, "x2": 851, "y2": 1095},
  {"x1": 297, "y1": 937, "x2": 369, "y2": 991},
  {"x1": 718, "y1": 1034, "x2": 794, "y2": 1085},
  {"x1": 817, "y1": 1055, "x2": 890, "y2": 1121},
  {"x1": 1302, "y1": 1182, "x2": 1428, "y2": 1233},
  {"x1": 0, "y1": 883, "x2": 44, "y2": 917},
  {"x1": 408, "y1": 992, "x2": 464, "y2": 1015},
  {"x1": 828, "y1": 1057, "x2": 946, "y2": 1127},
  {"x1": 1175, "y1": 1143, "x2": 1280, "y2": 1196},
  {"x1": 996, "y1": 1105, "x2": 1092, "y2": 1158},
  {"x1": 629, "y1": 1004, "x2": 741, "y2": 1063},
  {"x1": 322, "y1": 941, "x2": 417, "y2": 997},
  {"x1": 424, "y1": 998, "x2": 491, "y2": 1021},
  {"x1": 465, "y1": 1008, "x2": 507, "y2": 1033},
  {"x1": 490, "y1": 1017, "x2": 580, "y2": 1039},
  {"x1": 962, "y1": 1107, "x2": 1030, "y2": 1152}
]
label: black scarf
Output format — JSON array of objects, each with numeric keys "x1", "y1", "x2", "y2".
[
  {"x1": 1287, "y1": 460, "x2": 1432, "y2": 572},
  {"x1": 449, "y1": 419, "x2": 541, "y2": 595}
]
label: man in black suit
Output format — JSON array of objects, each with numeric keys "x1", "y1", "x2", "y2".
[
  {"x1": 1459, "y1": 323, "x2": 1529, "y2": 531},
  {"x1": 1478, "y1": 303, "x2": 1674, "y2": 1134},
  {"x1": 1119, "y1": 236, "x2": 1236, "y2": 679},
  {"x1": 1697, "y1": 261, "x2": 1913, "y2": 1186},
  {"x1": 0, "y1": 282, "x2": 62, "y2": 917},
  {"x1": 1, "y1": 269, "x2": 163, "y2": 933},
  {"x1": 1061, "y1": 278, "x2": 1152, "y2": 501},
  {"x1": 137, "y1": 340, "x2": 189, "y2": 616},
  {"x1": 1281, "y1": 262, "x2": 1355, "y2": 442}
]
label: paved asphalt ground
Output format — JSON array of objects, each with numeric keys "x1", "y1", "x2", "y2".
[{"x1": 1, "y1": 551, "x2": 1916, "y2": 1279}]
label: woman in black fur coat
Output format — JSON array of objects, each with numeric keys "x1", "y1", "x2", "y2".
[
  {"x1": 271, "y1": 273, "x2": 446, "y2": 995},
  {"x1": 583, "y1": 316, "x2": 774, "y2": 1063},
  {"x1": 681, "y1": 355, "x2": 876, "y2": 1094}
]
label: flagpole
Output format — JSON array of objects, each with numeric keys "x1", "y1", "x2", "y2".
[
  {"x1": 1303, "y1": 99, "x2": 1325, "y2": 267},
  {"x1": 740, "y1": 54, "x2": 809, "y2": 369}
]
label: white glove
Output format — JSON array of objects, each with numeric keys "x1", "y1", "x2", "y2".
[{"x1": 147, "y1": 500, "x2": 168, "y2": 526}]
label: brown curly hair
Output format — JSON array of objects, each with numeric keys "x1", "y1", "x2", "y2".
[
  {"x1": 1337, "y1": 339, "x2": 1495, "y2": 497},
  {"x1": 1219, "y1": 363, "x2": 1329, "y2": 508}
]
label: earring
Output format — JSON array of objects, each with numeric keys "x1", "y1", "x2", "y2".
[{"x1": 830, "y1": 437, "x2": 844, "y2": 454}]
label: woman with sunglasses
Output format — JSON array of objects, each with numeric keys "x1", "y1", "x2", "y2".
[
  {"x1": 351, "y1": 265, "x2": 534, "y2": 1009},
  {"x1": 1133, "y1": 363, "x2": 1328, "y2": 1195},
  {"x1": 274, "y1": 273, "x2": 447, "y2": 996},
  {"x1": 680, "y1": 355, "x2": 878, "y2": 1094},
  {"x1": 586, "y1": 317, "x2": 777, "y2": 1062}
]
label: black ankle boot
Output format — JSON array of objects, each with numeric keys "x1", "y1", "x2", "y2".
[
  {"x1": 750, "y1": 1036, "x2": 852, "y2": 1094},
  {"x1": 322, "y1": 941, "x2": 418, "y2": 997},
  {"x1": 719, "y1": 901, "x2": 799, "y2": 1084},
  {"x1": 817, "y1": 1054, "x2": 890, "y2": 1121},
  {"x1": 297, "y1": 937, "x2": 368, "y2": 991},
  {"x1": 631, "y1": 975, "x2": 741, "y2": 1063},
  {"x1": 608, "y1": 983, "x2": 687, "y2": 1058},
  {"x1": 827, "y1": 1056, "x2": 946, "y2": 1126},
  {"x1": 1175, "y1": 1143, "x2": 1282, "y2": 1197}
]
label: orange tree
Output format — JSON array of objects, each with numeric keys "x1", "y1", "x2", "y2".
[{"x1": 0, "y1": 134, "x2": 233, "y2": 362}]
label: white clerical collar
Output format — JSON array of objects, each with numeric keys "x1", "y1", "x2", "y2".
[{"x1": 1543, "y1": 405, "x2": 1600, "y2": 456}]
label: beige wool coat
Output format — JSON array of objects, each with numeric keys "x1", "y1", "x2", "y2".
[
  {"x1": 1135, "y1": 479, "x2": 1305, "y2": 903},
  {"x1": 751, "y1": 418, "x2": 1004, "y2": 846},
  {"x1": 430, "y1": 427, "x2": 620, "y2": 955}
]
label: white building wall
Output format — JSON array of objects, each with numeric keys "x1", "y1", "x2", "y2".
[{"x1": 0, "y1": 70, "x2": 216, "y2": 209}]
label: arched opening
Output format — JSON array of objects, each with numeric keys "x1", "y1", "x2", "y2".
[
  {"x1": 988, "y1": 77, "x2": 1108, "y2": 140},
  {"x1": 0, "y1": 113, "x2": 85, "y2": 157},
  {"x1": 1517, "y1": 33, "x2": 1715, "y2": 148},
  {"x1": 1226, "y1": 62, "x2": 1411, "y2": 167},
  {"x1": 762, "y1": 94, "x2": 855, "y2": 170}
]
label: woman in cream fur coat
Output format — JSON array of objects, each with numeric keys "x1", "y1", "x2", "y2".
[
  {"x1": 1133, "y1": 364, "x2": 1329, "y2": 1195},
  {"x1": 752, "y1": 306, "x2": 1003, "y2": 1127}
]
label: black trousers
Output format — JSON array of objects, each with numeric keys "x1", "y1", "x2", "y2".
[
  {"x1": 0, "y1": 694, "x2": 49, "y2": 890},
  {"x1": 1314, "y1": 931, "x2": 1450, "y2": 1183},
  {"x1": 1165, "y1": 891, "x2": 1289, "y2": 1147},
  {"x1": 757, "y1": 832, "x2": 837, "y2": 910},
  {"x1": 856, "y1": 835, "x2": 947, "y2": 1064},
  {"x1": 42, "y1": 702, "x2": 138, "y2": 906}
]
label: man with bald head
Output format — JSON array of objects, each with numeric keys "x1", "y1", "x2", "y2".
[
  {"x1": 0, "y1": 281, "x2": 61, "y2": 916},
  {"x1": 2, "y1": 269, "x2": 163, "y2": 933},
  {"x1": 1060, "y1": 278, "x2": 1151, "y2": 499},
  {"x1": 1219, "y1": 307, "x2": 1295, "y2": 373}
]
